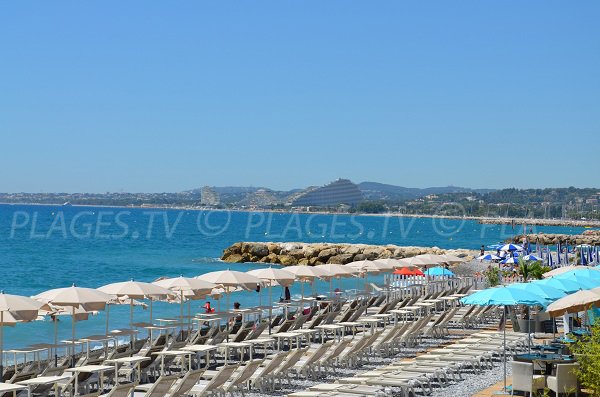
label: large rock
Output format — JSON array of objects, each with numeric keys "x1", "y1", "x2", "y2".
[
  {"x1": 327, "y1": 254, "x2": 354, "y2": 264},
  {"x1": 246, "y1": 243, "x2": 269, "y2": 258},
  {"x1": 264, "y1": 253, "x2": 279, "y2": 263},
  {"x1": 222, "y1": 242, "x2": 243, "y2": 258},
  {"x1": 223, "y1": 253, "x2": 244, "y2": 263},
  {"x1": 317, "y1": 248, "x2": 338, "y2": 261},
  {"x1": 278, "y1": 255, "x2": 298, "y2": 266},
  {"x1": 343, "y1": 245, "x2": 362, "y2": 255},
  {"x1": 267, "y1": 243, "x2": 282, "y2": 255},
  {"x1": 288, "y1": 249, "x2": 307, "y2": 259}
]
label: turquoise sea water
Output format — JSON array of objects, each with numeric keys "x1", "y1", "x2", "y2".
[{"x1": 0, "y1": 204, "x2": 585, "y2": 350}]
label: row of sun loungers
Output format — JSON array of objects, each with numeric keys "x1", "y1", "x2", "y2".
[{"x1": 2, "y1": 283, "x2": 498, "y2": 397}]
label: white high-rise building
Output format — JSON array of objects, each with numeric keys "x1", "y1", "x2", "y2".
[{"x1": 200, "y1": 186, "x2": 220, "y2": 206}]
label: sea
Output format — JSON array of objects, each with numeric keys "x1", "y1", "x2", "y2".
[{"x1": 0, "y1": 204, "x2": 586, "y2": 351}]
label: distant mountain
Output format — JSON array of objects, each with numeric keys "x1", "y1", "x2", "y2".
[{"x1": 357, "y1": 182, "x2": 495, "y2": 201}]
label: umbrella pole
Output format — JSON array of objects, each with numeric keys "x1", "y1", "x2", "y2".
[
  {"x1": 105, "y1": 303, "x2": 110, "y2": 336},
  {"x1": 1, "y1": 312, "x2": 3, "y2": 382},
  {"x1": 180, "y1": 291, "x2": 184, "y2": 332},
  {"x1": 503, "y1": 306, "x2": 507, "y2": 394},
  {"x1": 187, "y1": 300, "x2": 191, "y2": 333},
  {"x1": 71, "y1": 306, "x2": 76, "y2": 367},
  {"x1": 54, "y1": 318, "x2": 58, "y2": 367},
  {"x1": 226, "y1": 288, "x2": 230, "y2": 343},
  {"x1": 528, "y1": 306, "x2": 531, "y2": 354},
  {"x1": 130, "y1": 300, "x2": 134, "y2": 346},
  {"x1": 268, "y1": 284, "x2": 273, "y2": 335}
]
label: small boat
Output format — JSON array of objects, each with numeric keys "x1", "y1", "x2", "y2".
[{"x1": 62, "y1": 201, "x2": 72, "y2": 206}]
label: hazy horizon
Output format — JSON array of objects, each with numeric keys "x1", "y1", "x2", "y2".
[
  {"x1": 1, "y1": 2, "x2": 598, "y2": 193},
  {"x1": 2, "y1": 180, "x2": 599, "y2": 195}
]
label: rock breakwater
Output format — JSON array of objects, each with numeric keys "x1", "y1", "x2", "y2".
[
  {"x1": 220, "y1": 242, "x2": 476, "y2": 266},
  {"x1": 509, "y1": 231, "x2": 600, "y2": 246}
]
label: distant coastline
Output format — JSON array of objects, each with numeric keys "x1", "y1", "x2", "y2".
[{"x1": 1, "y1": 201, "x2": 598, "y2": 228}]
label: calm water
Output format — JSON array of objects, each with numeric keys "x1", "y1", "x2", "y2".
[{"x1": 0, "y1": 204, "x2": 585, "y2": 349}]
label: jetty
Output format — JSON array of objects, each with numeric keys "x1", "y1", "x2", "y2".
[
  {"x1": 508, "y1": 229, "x2": 600, "y2": 246},
  {"x1": 221, "y1": 241, "x2": 476, "y2": 265}
]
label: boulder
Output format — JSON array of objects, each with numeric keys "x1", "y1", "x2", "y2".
[
  {"x1": 264, "y1": 253, "x2": 279, "y2": 263},
  {"x1": 267, "y1": 243, "x2": 282, "y2": 255},
  {"x1": 223, "y1": 253, "x2": 244, "y2": 263},
  {"x1": 318, "y1": 248, "x2": 338, "y2": 261},
  {"x1": 343, "y1": 245, "x2": 362, "y2": 255},
  {"x1": 308, "y1": 257, "x2": 322, "y2": 266},
  {"x1": 297, "y1": 258, "x2": 309, "y2": 266},
  {"x1": 222, "y1": 242, "x2": 243, "y2": 258},
  {"x1": 363, "y1": 246, "x2": 383, "y2": 260},
  {"x1": 288, "y1": 249, "x2": 307, "y2": 259},
  {"x1": 278, "y1": 255, "x2": 297, "y2": 266},
  {"x1": 327, "y1": 254, "x2": 354, "y2": 264},
  {"x1": 353, "y1": 253, "x2": 367, "y2": 262}
]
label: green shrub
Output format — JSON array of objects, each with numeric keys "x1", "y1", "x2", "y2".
[{"x1": 571, "y1": 323, "x2": 600, "y2": 395}]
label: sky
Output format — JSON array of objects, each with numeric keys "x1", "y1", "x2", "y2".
[{"x1": 1, "y1": 2, "x2": 599, "y2": 193}]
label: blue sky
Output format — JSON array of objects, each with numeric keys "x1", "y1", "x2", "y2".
[{"x1": 1, "y1": 2, "x2": 598, "y2": 193}]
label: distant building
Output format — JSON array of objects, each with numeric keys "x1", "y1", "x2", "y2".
[
  {"x1": 291, "y1": 179, "x2": 363, "y2": 207},
  {"x1": 200, "y1": 186, "x2": 220, "y2": 206}
]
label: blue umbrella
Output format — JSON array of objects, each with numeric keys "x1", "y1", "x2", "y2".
[
  {"x1": 558, "y1": 269, "x2": 600, "y2": 280},
  {"x1": 506, "y1": 283, "x2": 566, "y2": 352},
  {"x1": 535, "y1": 278, "x2": 584, "y2": 294},
  {"x1": 424, "y1": 267, "x2": 454, "y2": 277},
  {"x1": 500, "y1": 243, "x2": 523, "y2": 252},
  {"x1": 501, "y1": 257, "x2": 518, "y2": 264},
  {"x1": 556, "y1": 243, "x2": 562, "y2": 265},
  {"x1": 461, "y1": 286, "x2": 547, "y2": 393},
  {"x1": 522, "y1": 254, "x2": 542, "y2": 261},
  {"x1": 478, "y1": 254, "x2": 502, "y2": 261},
  {"x1": 507, "y1": 283, "x2": 566, "y2": 305},
  {"x1": 554, "y1": 272, "x2": 600, "y2": 289},
  {"x1": 461, "y1": 286, "x2": 546, "y2": 306}
]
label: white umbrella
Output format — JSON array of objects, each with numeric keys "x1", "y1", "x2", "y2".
[
  {"x1": 98, "y1": 280, "x2": 173, "y2": 342},
  {"x1": 285, "y1": 266, "x2": 329, "y2": 306},
  {"x1": 247, "y1": 267, "x2": 296, "y2": 334},
  {"x1": 346, "y1": 260, "x2": 384, "y2": 273},
  {"x1": 314, "y1": 263, "x2": 358, "y2": 301},
  {"x1": 0, "y1": 292, "x2": 45, "y2": 381},
  {"x1": 152, "y1": 276, "x2": 216, "y2": 329},
  {"x1": 314, "y1": 264, "x2": 357, "y2": 278},
  {"x1": 346, "y1": 260, "x2": 387, "y2": 292},
  {"x1": 197, "y1": 270, "x2": 263, "y2": 341},
  {"x1": 397, "y1": 256, "x2": 431, "y2": 268},
  {"x1": 439, "y1": 254, "x2": 465, "y2": 264},
  {"x1": 414, "y1": 254, "x2": 445, "y2": 265},
  {"x1": 32, "y1": 285, "x2": 112, "y2": 365},
  {"x1": 543, "y1": 265, "x2": 599, "y2": 278},
  {"x1": 547, "y1": 288, "x2": 600, "y2": 317},
  {"x1": 372, "y1": 258, "x2": 401, "y2": 271}
]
